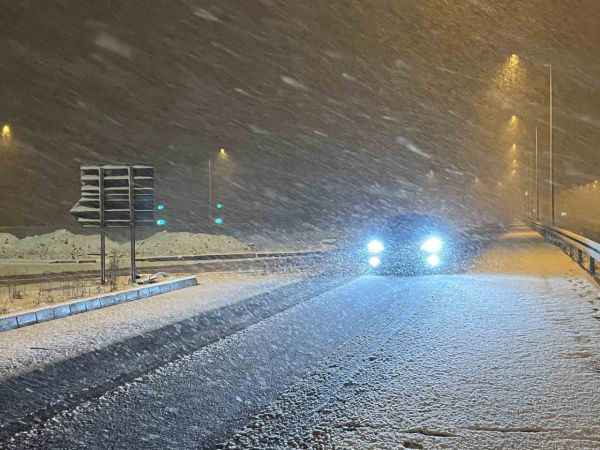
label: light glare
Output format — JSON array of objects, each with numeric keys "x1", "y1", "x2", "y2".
[
  {"x1": 420, "y1": 236, "x2": 443, "y2": 253},
  {"x1": 367, "y1": 240, "x2": 384, "y2": 254}
]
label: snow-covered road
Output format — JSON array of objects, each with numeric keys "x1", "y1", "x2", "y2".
[{"x1": 3, "y1": 230, "x2": 600, "y2": 449}]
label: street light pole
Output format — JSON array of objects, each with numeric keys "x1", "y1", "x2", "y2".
[
  {"x1": 548, "y1": 64, "x2": 555, "y2": 225},
  {"x1": 208, "y1": 158, "x2": 213, "y2": 223},
  {"x1": 535, "y1": 127, "x2": 540, "y2": 221}
]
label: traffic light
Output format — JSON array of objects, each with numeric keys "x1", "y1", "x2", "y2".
[
  {"x1": 214, "y1": 200, "x2": 223, "y2": 224},
  {"x1": 155, "y1": 202, "x2": 167, "y2": 226}
]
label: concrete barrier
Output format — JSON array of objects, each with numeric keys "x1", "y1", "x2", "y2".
[{"x1": 0, "y1": 276, "x2": 198, "y2": 333}]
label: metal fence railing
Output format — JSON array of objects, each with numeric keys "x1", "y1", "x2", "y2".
[{"x1": 529, "y1": 221, "x2": 600, "y2": 277}]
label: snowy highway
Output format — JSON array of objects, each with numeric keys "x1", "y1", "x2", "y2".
[{"x1": 3, "y1": 229, "x2": 600, "y2": 449}]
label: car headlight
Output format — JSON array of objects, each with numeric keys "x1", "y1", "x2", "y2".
[
  {"x1": 426, "y1": 254, "x2": 441, "y2": 267},
  {"x1": 420, "y1": 236, "x2": 443, "y2": 253},
  {"x1": 368, "y1": 256, "x2": 381, "y2": 268},
  {"x1": 367, "y1": 239, "x2": 384, "y2": 254}
]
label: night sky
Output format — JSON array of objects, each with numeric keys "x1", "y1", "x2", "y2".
[{"x1": 2, "y1": 0, "x2": 600, "y2": 235}]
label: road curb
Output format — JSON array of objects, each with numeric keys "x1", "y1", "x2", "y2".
[{"x1": 0, "y1": 276, "x2": 198, "y2": 333}]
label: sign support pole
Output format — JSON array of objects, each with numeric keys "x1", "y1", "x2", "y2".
[
  {"x1": 128, "y1": 167, "x2": 137, "y2": 283},
  {"x1": 99, "y1": 167, "x2": 106, "y2": 285}
]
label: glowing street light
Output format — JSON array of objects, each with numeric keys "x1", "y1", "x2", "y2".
[{"x1": 2, "y1": 124, "x2": 11, "y2": 142}]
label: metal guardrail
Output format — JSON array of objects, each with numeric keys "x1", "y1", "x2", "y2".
[
  {"x1": 135, "y1": 249, "x2": 328, "y2": 262},
  {"x1": 529, "y1": 221, "x2": 599, "y2": 276},
  {"x1": 0, "y1": 249, "x2": 330, "y2": 286}
]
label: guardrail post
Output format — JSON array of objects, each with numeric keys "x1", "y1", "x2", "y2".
[
  {"x1": 578, "y1": 249, "x2": 583, "y2": 265},
  {"x1": 590, "y1": 257, "x2": 596, "y2": 275}
]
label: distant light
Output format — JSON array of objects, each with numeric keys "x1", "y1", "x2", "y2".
[
  {"x1": 214, "y1": 217, "x2": 224, "y2": 225},
  {"x1": 524, "y1": 191, "x2": 529, "y2": 196},
  {"x1": 511, "y1": 144, "x2": 517, "y2": 152},
  {"x1": 367, "y1": 240, "x2": 384, "y2": 254},
  {"x1": 511, "y1": 169, "x2": 517, "y2": 176},
  {"x1": 156, "y1": 203, "x2": 165, "y2": 211},
  {"x1": 216, "y1": 202, "x2": 224, "y2": 209},
  {"x1": 368, "y1": 256, "x2": 381, "y2": 268},
  {"x1": 2, "y1": 124, "x2": 11, "y2": 141},
  {"x1": 426, "y1": 254, "x2": 441, "y2": 268},
  {"x1": 420, "y1": 236, "x2": 443, "y2": 254},
  {"x1": 474, "y1": 177, "x2": 479, "y2": 183},
  {"x1": 561, "y1": 211, "x2": 567, "y2": 217},
  {"x1": 156, "y1": 218, "x2": 167, "y2": 226},
  {"x1": 217, "y1": 147, "x2": 230, "y2": 160},
  {"x1": 510, "y1": 115, "x2": 518, "y2": 124},
  {"x1": 509, "y1": 54, "x2": 520, "y2": 66}
]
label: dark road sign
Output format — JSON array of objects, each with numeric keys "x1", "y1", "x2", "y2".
[
  {"x1": 70, "y1": 165, "x2": 156, "y2": 284},
  {"x1": 70, "y1": 165, "x2": 155, "y2": 228}
]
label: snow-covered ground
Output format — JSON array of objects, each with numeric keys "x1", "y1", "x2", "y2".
[
  {"x1": 3, "y1": 230, "x2": 600, "y2": 449},
  {"x1": 0, "y1": 272, "x2": 301, "y2": 381},
  {"x1": 218, "y1": 231, "x2": 600, "y2": 449}
]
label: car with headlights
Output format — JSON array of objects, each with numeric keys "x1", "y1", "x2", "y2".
[{"x1": 362, "y1": 213, "x2": 457, "y2": 274}]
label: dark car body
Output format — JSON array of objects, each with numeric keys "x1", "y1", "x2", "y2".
[{"x1": 361, "y1": 213, "x2": 458, "y2": 274}]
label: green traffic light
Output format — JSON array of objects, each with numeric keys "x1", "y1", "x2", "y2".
[
  {"x1": 214, "y1": 217, "x2": 223, "y2": 225},
  {"x1": 156, "y1": 203, "x2": 165, "y2": 211},
  {"x1": 156, "y1": 218, "x2": 167, "y2": 226},
  {"x1": 216, "y1": 202, "x2": 223, "y2": 209}
]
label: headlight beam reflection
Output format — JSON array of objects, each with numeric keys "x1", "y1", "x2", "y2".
[
  {"x1": 426, "y1": 254, "x2": 441, "y2": 268},
  {"x1": 368, "y1": 256, "x2": 381, "y2": 268}
]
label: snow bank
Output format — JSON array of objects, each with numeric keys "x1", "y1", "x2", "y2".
[
  {"x1": 136, "y1": 231, "x2": 249, "y2": 256},
  {"x1": 0, "y1": 230, "x2": 249, "y2": 260}
]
